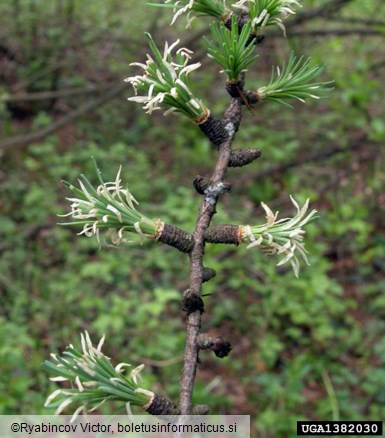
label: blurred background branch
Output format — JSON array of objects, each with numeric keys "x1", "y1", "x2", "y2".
[{"x1": 0, "y1": 83, "x2": 126, "y2": 151}]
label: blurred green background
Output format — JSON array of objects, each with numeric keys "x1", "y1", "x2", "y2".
[{"x1": 1, "y1": 0, "x2": 385, "y2": 436}]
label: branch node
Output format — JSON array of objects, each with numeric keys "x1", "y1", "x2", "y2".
[
  {"x1": 223, "y1": 98, "x2": 242, "y2": 133},
  {"x1": 193, "y1": 175, "x2": 211, "y2": 195},
  {"x1": 226, "y1": 81, "x2": 244, "y2": 99},
  {"x1": 182, "y1": 289, "x2": 204, "y2": 315},
  {"x1": 224, "y1": 121, "x2": 236, "y2": 138},
  {"x1": 204, "y1": 182, "x2": 231, "y2": 205},
  {"x1": 242, "y1": 90, "x2": 260, "y2": 106}
]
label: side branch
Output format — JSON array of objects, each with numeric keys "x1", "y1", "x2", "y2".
[
  {"x1": 157, "y1": 223, "x2": 194, "y2": 253},
  {"x1": 196, "y1": 111, "x2": 229, "y2": 146},
  {"x1": 145, "y1": 393, "x2": 209, "y2": 416},
  {"x1": 229, "y1": 148, "x2": 262, "y2": 167},
  {"x1": 204, "y1": 224, "x2": 241, "y2": 245},
  {"x1": 157, "y1": 224, "x2": 243, "y2": 253}
]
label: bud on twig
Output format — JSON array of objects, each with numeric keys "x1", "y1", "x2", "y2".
[{"x1": 197, "y1": 334, "x2": 232, "y2": 358}]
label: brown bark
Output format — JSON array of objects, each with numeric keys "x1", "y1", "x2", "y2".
[
  {"x1": 179, "y1": 98, "x2": 242, "y2": 415},
  {"x1": 197, "y1": 113, "x2": 229, "y2": 147},
  {"x1": 157, "y1": 223, "x2": 244, "y2": 254},
  {"x1": 157, "y1": 224, "x2": 194, "y2": 253},
  {"x1": 145, "y1": 393, "x2": 209, "y2": 416},
  {"x1": 229, "y1": 148, "x2": 262, "y2": 167},
  {"x1": 204, "y1": 225, "x2": 241, "y2": 245}
]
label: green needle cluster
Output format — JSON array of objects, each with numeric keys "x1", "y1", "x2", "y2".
[
  {"x1": 257, "y1": 52, "x2": 334, "y2": 107},
  {"x1": 60, "y1": 159, "x2": 160, "y2": 246},
  {"x1": 240, "y1": 196, "x2": 318, "y2": 277},
  {"x1": 43, "y1": 332, "x2": 153, "y2": 419},
  {"x1": 205, "y1": 15, "x2": 259, "y2": 82},
  {"x1": 126, "y1": 33, "x2": 207, "y2": 120}
]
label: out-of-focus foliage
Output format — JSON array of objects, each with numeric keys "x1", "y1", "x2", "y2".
[{"x1": 1, "y1": 1, "x2": 385, "y2": 436}]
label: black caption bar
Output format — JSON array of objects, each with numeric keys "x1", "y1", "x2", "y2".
[{"x1": 297, "y1": 421, "x2": 383, "y2": 436}]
